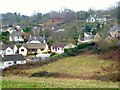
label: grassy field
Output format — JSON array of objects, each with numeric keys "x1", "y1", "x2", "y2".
[
  {"x1": 2, "y1": 54, "x2": 119, "y2": 88},
  {"x1": 2, "y1": 76, "x2": 118, "y2": 88}
]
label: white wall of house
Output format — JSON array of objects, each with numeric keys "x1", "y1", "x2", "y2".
[
  {"x1": 1, "y1": 60, "x2": 26, "y2": 69},
  {"x1": 16, "y1": 61, "x2": 26, "y2": 64},
  {"x1": 14, "y1": 36, "x2": 24, "y2": 42},
  {"x1": 3, "y1": 61, "x2": 14, "y2": 68},
  {"x1": 84, "y1": 33, "x2": 90, "y2": 38},
  {"x1": 9, "y1": 36, "x2": 24, "y2": 42},
  {"x1": 9, "y1": 36, "x2": 13, "y2": 41},
  {"x1": 19, "y1": 46, "x2": 27, "y2": 56},
  {"x1": 0, "y1": 50, "x2": 4, "y2": 54},
  {"x1": 5, "y1": 47, "x2": 14, "y2": 55},
  {"x1": 90, "y1": 17, "x2": 95, "y2": 22},
  {"x1": 51, "y1": 46, "x2": 64, "y2": 54},
  {"x1": 13, "y1": 45, "x2": 18, "y2": 54}
]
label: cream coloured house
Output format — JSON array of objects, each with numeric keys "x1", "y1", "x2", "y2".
[
  {"x1": 19, "y1": 46, "x2": 28, "y2": 56},
  {"x1": 19, "y1": 43, "x2": 48, "y2": 56},
  {"x1": 19, "y1": 35, "x2": 48, "y2": 56}
]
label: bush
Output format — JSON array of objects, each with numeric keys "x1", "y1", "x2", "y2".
[{"x1": 50, "y1": 53, "x2": 60, "y2": 58}]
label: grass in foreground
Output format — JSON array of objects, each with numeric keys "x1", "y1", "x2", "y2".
[
  {"x1": 2, "y1": 76, "x2": 118, "y2": 88},
  {"x1": 2, "y1": 54, "x2": 119, "y2": 88}
]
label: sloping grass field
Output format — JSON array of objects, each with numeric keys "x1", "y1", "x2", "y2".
[{"x1": 2, "y1": 54, "x2": 119, "y2": 88}]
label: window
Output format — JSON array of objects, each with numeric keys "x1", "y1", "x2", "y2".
[
  {"x1": 41, "y1": 49, "x2": 44, "y2": 51},
  {"x1": 7, "y1": 50, "x2": 11, "y2": 52},
  {"x1": 8, "y1": 62, "x2": 11, "y2": 65},
  {"x1": 21, "y1": 49, "x2": 24, "y2": 52},
  {"x1": 14, "y1": 61, "x2": 17, "y2": 64},
  {"x1": 52, "y1": 47, "x2": 54, "y2": 50},
  {"x1": 18, "y1": 36, "x2": 19, "y2": 39}
]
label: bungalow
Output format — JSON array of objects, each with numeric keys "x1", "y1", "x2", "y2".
[
  {"x1": 51, "y1": 43, "x2": 67, "y2": 54},
  {"x1": 19, "y1": 43, "x2": 48, "y2": 56},
  {"x1": 1, "y1": 54, "x2": 26, "y2": 69},
  {"x1": 51, "y1": 43, "x2": 76, "y2": 54}
]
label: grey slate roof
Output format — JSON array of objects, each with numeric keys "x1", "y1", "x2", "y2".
[
  {"x1": 0, "y1": 44, "x2": 15, "y2": 50},
  {"x1": 51, "y1": 43, "x2": 67, "y2": 48},
  {"x1": 109, "y1": 24, "x2": 120, "y2": 32},
  {"x1": 27, "y1": 36, "x2": 45, "y2": 43},
  {"x1": 10, "y1": 31, "x2": 23, "y2": 36},
  {"x1": 1, "y1": 54, "x2": 25, "y2": 61}
]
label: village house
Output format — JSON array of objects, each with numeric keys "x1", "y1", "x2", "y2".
[
  {"x1": 86, "y1": 15, "x2": 96, "y2": 23},
  {"x1": 51, "y1": 43, "x2": 76, "y2": 54},
  {"x1": 51, "y1": 43, "x2": 67, "y2": 54},
  {"x1": 0, "y1": 54, "x2": 26, "y2": 69},
  {"x1": 19, "y1": 36, "x2": 48, "y2": 56},
  {"x1": 9, "y1": 31, "x2": 24, "y2": 42},
  {"x1": 0, "y1": 44, "x2": 18, "y2": 55},
  {"x1": 86, "y1": 15, "x2": 107, "y2": 23},
  {"x1": 78, "y1": 32, "x2": 94, "y2": 44},
  {"x1": 109, "y1": 24, "x2": 120, "y2": 38}
]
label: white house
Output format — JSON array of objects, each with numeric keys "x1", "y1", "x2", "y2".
[
  {"x1": 51, "y1": 43, "x2": 67, "y2": 54},
  {"x1": 0, "y1": 44, "x2": 18, "y2": 55},
  {"x1": 86, "y1": 15, "x2": 107, "y2": 23},
  {"x1": 9, "y1": 31, "x2": 24, "y2": 42},
  {"x1": 1, "y1": 54, "x2": 26, "y2": 69},
  {"x1": 86, "y1": 16, "x2": 96, "y2": 23},
  {"x1": 78, "y1": 33, "x2": 94, "y2": 44},
  {"x1": 51, "y1": 43, "x2": 76, "y2": 54}
]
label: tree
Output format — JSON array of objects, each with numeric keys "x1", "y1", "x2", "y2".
[
  {"x1": 84, "y1": 24, "x2": 92, "y2": 32},
  {"x1": 68, "y1": 26, "x2": 79, "y2": 44},
  {"x1": 2, "y1": 31, "x2": 9, "y2": 43}
]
